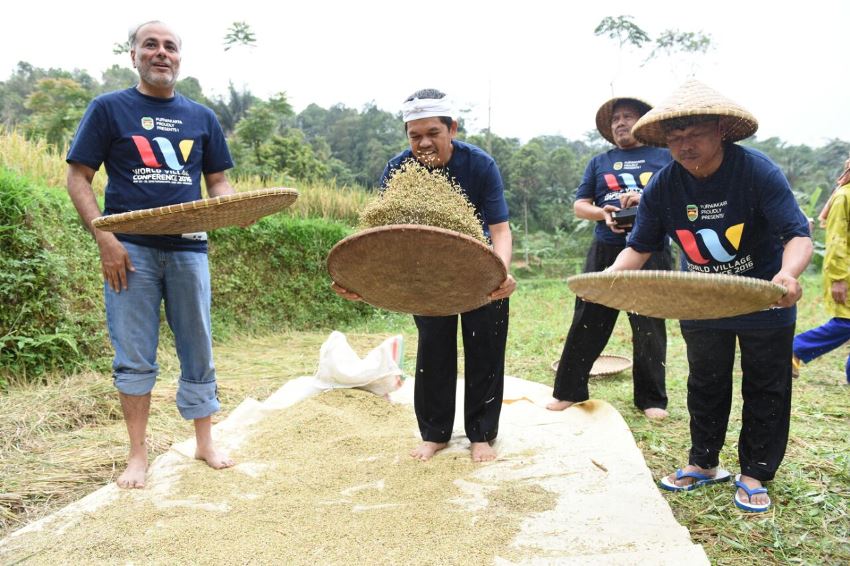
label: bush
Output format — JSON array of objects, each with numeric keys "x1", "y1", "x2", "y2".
[
  {"x1": 0, "y1": 169, "x2": 107, "y2": 383},
  {"x1": 209, "y1": 215, "x2": 372, "y2": 335}
]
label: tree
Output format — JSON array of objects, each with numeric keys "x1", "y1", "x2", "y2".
[
  {"x1": 210, "y1": 83, "x2": 258, "y2": 135},
  {"x1": 223, "y1": 22, "x2": 257, "y2": 51},
  {"x1": 234, "y1": 104, "x2": 279, "y2": 165},
  {"x1": 100, "y1": 65, "x2": 137, "y2": 93},
  {"x1": 175, "y1": 77, "x2": 209, "y2": 105},
  {"x1": 646, "y1": 30, "x2": 712, "y2": 63},
  {"x1": 24, "y1": 78, "x2": 91, "y2": 147},
  {"x1": 508, "y1": 141, "x2": 548, "y2": 263},
  {"x1": 262, "y1": 130, "x2": 328, "y2": 182},
  {"x1": 595, "y1": 15, "x2": 713, "y2": 91},
  {"x1": 112, "y1": 40, "x2": 131, "y2": 55},
  {"x1": 594, "y1": 15, "x2": 651, "y2": 50}
]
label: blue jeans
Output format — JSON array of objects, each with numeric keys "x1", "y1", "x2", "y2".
[{"x1": 105, "y1": 241, "x2": 219, "y2": 420}]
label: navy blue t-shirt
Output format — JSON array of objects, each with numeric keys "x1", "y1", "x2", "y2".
[
  {"x1": 576, "y1": 145, "x2": 672, "y2": 245},
  {"x1": 380, "y1": 140, "x2": 509, "y2": 234},
  {"x1": 629, "y1": 143, "x2": 810, "y2": 329},
  {"x1": 67, "y1": 88, "x2": 234, "y2": 251}
]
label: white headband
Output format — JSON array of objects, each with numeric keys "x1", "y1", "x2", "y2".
[{"x1": 401, "y1": 97, "x2": 454, "y2": 123}]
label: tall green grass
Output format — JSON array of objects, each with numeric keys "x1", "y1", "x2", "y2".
[
  {"x1": 0, "y1": 130, "x2": 370, "y2": 227},
  {"x1": 232, "y1": 174, "x2": 369, "y2": 226},
  {"x1": 0, "y1": 130, "x2": 104, "y2": 195}
]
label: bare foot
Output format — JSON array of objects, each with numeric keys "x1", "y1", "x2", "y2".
[
  {"x1": 546, "y1": 399, "x2": 575, "y2": 411},
  {"x1": 665, "y1": 464, "x2": 719, "y2": 489},
  {"x1": 410, "y1": 441, "x2": 448, "y2": 461},
  {"x1": 471, "y1": 442, "x2": 497, "y2": 462},
  {"x1": 195, "y1": 444, "x2": 235, "y2": 470},
  {"x1": 737, "y1": 474, "x2": 770, "y2": 507},
  {"x1": 644, "y1": 407, "x2": 669, "y2": 420},
  {"x1": 117, "y1": 453, "x2": 148, "y2": 489}
]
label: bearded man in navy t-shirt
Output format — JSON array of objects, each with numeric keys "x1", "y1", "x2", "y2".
[
  {"x1": 609, "y1": 80, "x2": 812, "y2": 514},
  {"x1": 66, "y1": 21, "x2": 237, "y2": 489},
  {"x1": 547, "y1": 97, "x2": 673, "y2": 419}
]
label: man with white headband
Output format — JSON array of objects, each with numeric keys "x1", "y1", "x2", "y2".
[{"x1": 333, "y1": 88, "x2": 515, "y2": 462}]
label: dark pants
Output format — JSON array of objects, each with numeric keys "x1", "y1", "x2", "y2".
[
  {"x1": 553, "y1": 240, "x2": 671, "y2": 410},
  {"x1": 413, "y1": 299, "x2": 509, "y2": 443},
  {"x1": 681, "y1": 324, "x2": 794, "y2": 482}
]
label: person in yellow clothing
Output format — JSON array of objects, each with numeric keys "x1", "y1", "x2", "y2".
[{"x1": 793, "y1": 161, "x2": 850, "y2": 383}]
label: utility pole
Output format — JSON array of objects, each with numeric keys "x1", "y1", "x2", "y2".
[{"x1": 486, "y1": 79, "x2": 493, "y2": 155}]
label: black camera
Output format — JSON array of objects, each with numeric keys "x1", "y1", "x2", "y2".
[{"x1": 611, "y1": 206, "x2": 637, "y2": 231}]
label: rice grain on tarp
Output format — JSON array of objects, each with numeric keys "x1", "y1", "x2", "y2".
[{"x1": 0, "y1": 389, "x2": 558, "y2": 565}]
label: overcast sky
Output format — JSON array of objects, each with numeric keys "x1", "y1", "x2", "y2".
[{"x1": 6, "y1": 0, "x2": 848, "y2": 148}]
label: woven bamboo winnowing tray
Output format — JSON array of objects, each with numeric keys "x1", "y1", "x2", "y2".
[
  {"x1": 568, "y1": 270, "x2": 786, "y2": 320},
  {"x1": 92, "y1": 188, "x2": 298, "y2": 234},
  {"x1": 327, "y1": 224, "x2": 507, "y2": 317}
]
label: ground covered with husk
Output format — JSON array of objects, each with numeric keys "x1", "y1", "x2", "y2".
[{"x1": 2, "y1": 389, "x2": 555, "y2": 565}]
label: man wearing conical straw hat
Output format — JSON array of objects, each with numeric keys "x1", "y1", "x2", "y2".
[
  {"x1": 609, "y1": 80, "x2": 812, "y2": 513},
  {"x1": 547, "y1": 96, "x2": 673, "y2": 420},
  {"x1": 332, "y1": 89, "x2": 516, "y2": 462}
]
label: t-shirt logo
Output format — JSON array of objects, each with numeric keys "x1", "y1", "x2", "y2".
[
  {"x1": 131, "y1": 135, "x2": 194, "y2": 171},
  {"x1": 613, "y1": 161, "x2": 623, "y2": 170},
  {"x1": 676, "y1": 223, "x2": 744, "y2": 264},
  {"x1": 687, "y1": 204, "x2": 698, "y2": 221},
  {"x1": 141, "y1": 117, "x2": 154, "y2": 131}
]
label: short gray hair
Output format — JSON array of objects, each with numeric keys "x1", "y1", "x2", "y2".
[{"x1": 129, "y1": 20, "x2": 182, "y2": 50}]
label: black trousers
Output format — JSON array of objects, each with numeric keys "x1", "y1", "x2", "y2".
[
  {"x1": 681, "y1": 324, "x2": 794, "y2": 482},
  {"x1": 413, "y1": 299, "x2": 509, "y2": 443},
  {"x1": 553, "y1": 240, "x2": 671, "y2": 409}
]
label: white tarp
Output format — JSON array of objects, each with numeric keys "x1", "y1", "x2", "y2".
[{"x1": 0, "y1": 333, "x2": 708, "y2": 564}]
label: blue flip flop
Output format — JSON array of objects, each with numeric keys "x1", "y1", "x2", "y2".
[
  {"x1": 659, "y1": 468, "x2": 731, "y2": 492},
  {"x1": 733, "y1": 474, "x2": 771, "y2": 512}
]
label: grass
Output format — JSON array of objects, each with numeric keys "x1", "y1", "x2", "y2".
[
  {"x1": 0, "y1": 273, "x2": 848, "y2": 564},
  {"x1": 0, "y1": 130, "x2": 370, "y2": 225}
]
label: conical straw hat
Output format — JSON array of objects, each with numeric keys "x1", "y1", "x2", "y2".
[
  {"x1": 567, "y1": 270, "x2": 785, "y2": 320},
  {"x1": 92, "y1": 188, "x2": 298, "y2": 234},
  {"x1": 327, "y1": 224, "x2": 506, "y2": 317},
  {"x1": 595, "y1": 97, "x2": 652, "y2": 145},
  {"x1": 631, "y1": 80, "x2": 758, "y2": 147}
]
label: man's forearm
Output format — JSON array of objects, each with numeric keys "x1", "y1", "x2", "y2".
[
  {"x1": 780, "y1": 236, "x2": 813, "y2": 278},
  {"x1": 608, "y1": 246, "x2": 651, "y2": 271},
  {"x1": 67, "y1": 166, "x2": 102, "y2": 234}
]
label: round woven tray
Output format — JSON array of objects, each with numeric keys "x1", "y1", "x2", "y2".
[
  {"x1": 92, "y1": 188, "x2": 298, "y2": 234},
  {"x1": 551, "y1": 354, "x2": 633, "y2": 379},
  {"x1": 567, "y1": 270, "x2": 786, "y2": 320},
  {"x1": 327, "y1": 224, "x2": 507, "y2": 317}
]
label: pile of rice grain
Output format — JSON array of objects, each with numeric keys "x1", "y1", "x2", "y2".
[{"x1": 358, "y1": 160, "x2": 487, "y2": 243}]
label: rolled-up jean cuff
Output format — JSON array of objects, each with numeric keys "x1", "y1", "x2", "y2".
[
  {"x1": 177, "y1": 380, "x2": 220, "y2": 420},
  {"x1": 114, "y1": 372, "x2": 157, "y2": 396}
]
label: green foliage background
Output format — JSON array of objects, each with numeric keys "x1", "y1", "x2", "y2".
[
  {"x1": 0, "y1": 169, "x2": 106, "y2": 382},
  {"x1": 209, "y1": 216, "x2": 372, "y2": 334}
]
